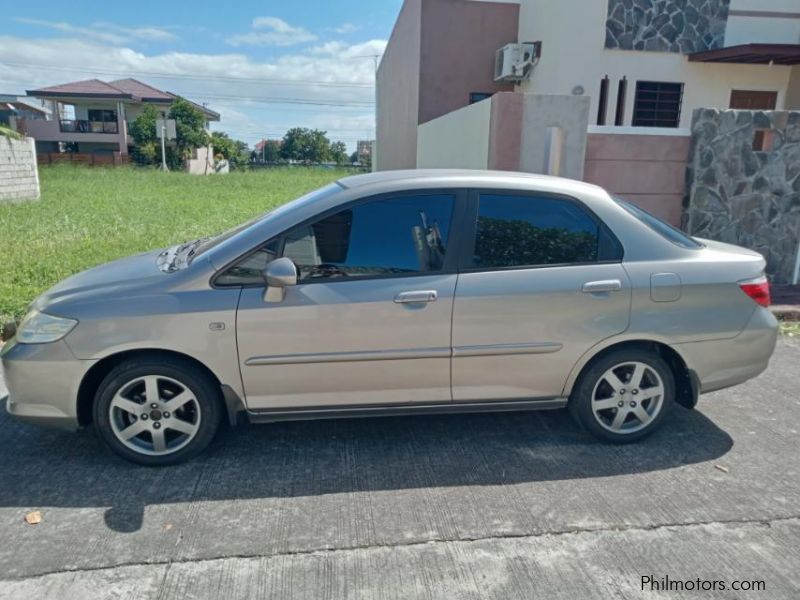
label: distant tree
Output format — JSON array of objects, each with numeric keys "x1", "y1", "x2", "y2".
[
  {"x1": 280, "y1": 127, "x2": 331, "y2": 164},
  {"x1": 128, "y1": 105, "x2": 160, "y2": 166},
  {"x1": 255, "y1": 139, "x2": 282, "y2": 163},
  {"x1": 210, "y1": 131, "x2": 250, "y2": 170},
  {"x1": 349, "y1": 150, "x2": 358, "y2": 164},
  {"x1": 168, "y1": 97, "x2": 210, "y2": 162},
  {"x1": 330, "y1": 141, "x2": 348, "y2": 165}
]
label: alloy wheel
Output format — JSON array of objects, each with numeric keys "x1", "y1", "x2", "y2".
[
  {"x1": 590, "y1": 361, "x2": 665, "y2": 434},
  {"x1": 108, "y1": 375, "x2": 202, "y2": 456}
]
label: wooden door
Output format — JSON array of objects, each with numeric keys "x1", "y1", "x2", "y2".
[{"x1": 729, "y1": 90, "x2": 778, "y2": 110}]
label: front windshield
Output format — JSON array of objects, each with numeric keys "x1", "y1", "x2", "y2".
[
  {"x1": 156, "y1": 183, "x2": 343, "y2": 273},
  {"x1": 192, "y1": 182, "x2": 343, "y2": 258}
]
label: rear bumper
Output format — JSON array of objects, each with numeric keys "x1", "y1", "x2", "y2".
[
  {"x1": 675, "y1": 307, "x2": 779, "y2": 394},
  {"x1": 1, "y1": 337, "x2": 91, "y2": 431}
]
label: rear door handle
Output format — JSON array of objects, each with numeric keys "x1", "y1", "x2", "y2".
[
  {"x1": 394, "y1": 290, "x2": 438, "y2": 304},
  {"x1": 581, "y1": 279, "x2": 622, "y2": 293}
]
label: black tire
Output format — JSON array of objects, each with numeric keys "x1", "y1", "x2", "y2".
[
  {"x1": 93, "y1": 356, "x2": 222, "y2": 466},
  {"x1": 568, "y1": 348, "x2": 675, "y2": 443}
]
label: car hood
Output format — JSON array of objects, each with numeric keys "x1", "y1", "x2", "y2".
[{"x1": 34, "y1": 249, "x2": 167, "y2": 314}]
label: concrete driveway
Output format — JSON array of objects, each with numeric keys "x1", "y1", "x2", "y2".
[{"x1": 0, "y1": 339, "x2": 798, "y2": 599}]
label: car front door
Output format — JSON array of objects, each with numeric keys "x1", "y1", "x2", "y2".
[
  {"x1": 233, "y1": 190, "x2": 462, "y2": 410},
  {"x1": 451, "y1": 190, "x2": 631, "y2": 402}
]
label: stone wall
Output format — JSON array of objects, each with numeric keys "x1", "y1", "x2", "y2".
[
  {"x1": 605, "y1": 0, "x2": 729, "y2": 53},
  {"x1": 685, "y1": 109, "x2": 800, "y2": 283},
  {"x1": 0, "y1": 136, "x2": 40, "y2": 203}
]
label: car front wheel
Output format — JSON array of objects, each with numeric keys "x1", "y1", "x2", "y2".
[
  {"x1": 93, "y1": 357, "x2": 222, "y2": 465},
  {"x1": 569, "y1": 348, "x2": 674, "y2": 443}
]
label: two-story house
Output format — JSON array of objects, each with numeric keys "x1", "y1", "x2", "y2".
[{"x1": 15, "y1": 78, "x2": 219, "y2": 161}]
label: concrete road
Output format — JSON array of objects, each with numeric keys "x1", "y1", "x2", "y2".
[{"x1": 0, "y1": 339, "x2": 798, "y2": 599}]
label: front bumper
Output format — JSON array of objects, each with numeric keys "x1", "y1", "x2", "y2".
[
  {"x1": 1, "y1": 337, "x2": 94, "y2": 430},
  {"x1": 675, "y1": 307, "x2": 779, "y2": 394}
]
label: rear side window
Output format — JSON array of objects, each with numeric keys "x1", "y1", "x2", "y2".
[
  {"x1": 471, "y1": 194, "x2": 621, "y2": 269},
  {"x1": 614, "y1": 196, "x2": 702, "y2": 249}
]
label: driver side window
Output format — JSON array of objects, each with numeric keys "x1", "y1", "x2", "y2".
[
  {"x1": 283, "y1": 193, "x2": 454, "y2": 281},
  {"x1": 216, "y1": 193, "x2": 455, "y2": 285}
]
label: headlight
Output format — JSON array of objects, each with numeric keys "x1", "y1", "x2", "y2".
[{"x1": 16, "y1": 310, "x2": 78, "y2": 344}]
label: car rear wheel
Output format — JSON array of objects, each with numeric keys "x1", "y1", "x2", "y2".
[
  {"x1": 569, "y1": 348, "x2": 674, "y2": 443},
  {"x1": 93, "y1": 357, "x2": 222, "y2": 466}
]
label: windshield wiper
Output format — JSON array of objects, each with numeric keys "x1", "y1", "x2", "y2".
[{"x1": 157, "y1": 238, "x2": 209, "y2": 272}]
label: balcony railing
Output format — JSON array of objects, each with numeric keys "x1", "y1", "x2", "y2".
[{"x1": 59, "y1": 119, "x2": 119, "y2": 134}]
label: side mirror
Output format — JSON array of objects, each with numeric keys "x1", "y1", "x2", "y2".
[{"x1": 262, "y1": 257, "x2": 298, "y2": 303}]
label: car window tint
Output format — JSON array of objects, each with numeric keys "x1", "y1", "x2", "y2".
[
  {"x1": 613, "y1": 196, "x2": 702, "y2": 249},
  {"x1": 284, "y1": 194, "x2": 454, "y2": 281},
  {"x1": 215, "y1": 240, "x2": 278, "y2": 286},
  {"x1": 473, "y1": 194, "x2": 602, "y2": 268}
]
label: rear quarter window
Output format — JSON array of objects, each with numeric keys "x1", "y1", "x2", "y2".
[{"x1": 613, "y1": 197, "x2": 702, "y2": 250}]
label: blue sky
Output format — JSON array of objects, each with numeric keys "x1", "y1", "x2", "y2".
[{"x1": 1, "y1": 0, "x2": 403, "y2": 150}]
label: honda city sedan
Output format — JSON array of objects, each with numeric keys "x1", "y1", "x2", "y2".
[{"x1": 1, "y1": 170, "x2": 778, "y2": 465}]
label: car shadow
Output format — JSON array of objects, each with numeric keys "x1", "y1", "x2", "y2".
[{"x1": 0, "y1": 406, "x2": 732, "y2": 533}]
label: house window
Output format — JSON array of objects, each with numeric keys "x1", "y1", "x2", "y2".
[
  {"x1": 632, "y1": 81, "x2": 683, "y2": 128},
  {"x1": 469, "y1": 93, "x2": 493, "y2": 104},
  {"x1": 87, "y1": 109, "x2": 118, "y2": 133}
]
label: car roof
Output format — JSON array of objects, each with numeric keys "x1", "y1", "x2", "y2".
[{"x1": 337, "y1": 169, "x2": 606, "y2": 196}]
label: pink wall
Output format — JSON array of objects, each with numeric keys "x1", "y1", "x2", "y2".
[
  {"x1": 487, "y1": 92, "x2": 523, "y2": 171},
  {"x1": 376, "y1": 0, "x2": 422, "y2": 170},
  {"x1": 583, "y1": 133, "x2": 691, "y2": 226},
  {"x1": 419, "y1": 0, "x2": 519, "y2": 125}
]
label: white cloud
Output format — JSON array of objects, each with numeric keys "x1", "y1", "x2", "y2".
[
  {"x1": 226, "y1": 16, "x2": 316, "y2": 47},
  {"x1": 332, "y1": 23, "x2": 359, "y2": 34},
  {"x1": 0, "y1": 35, "x2": 385, "y2": 149},
  {"x1": 13, "y1": 17, "x2": 177, "y2": 45}
]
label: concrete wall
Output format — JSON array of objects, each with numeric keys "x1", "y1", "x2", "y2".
[
  {"x1": 517, "y1": 0, "x2": 794, "y2": 129},
  {"x1": 376, "y1": 0, "x2": 519, "y2": 171},
  {"x1": 416, "y1": 98, "x2": 492, "y2": 169},
  {"x1": 418, "y1": 0, "x2": 518, "y2": 124},
  {"x1": 726, "y1": 0, "x2": 800, "y2": 47},
  {"x1": 519, "y1": 94, "x2": 590, "y2": 180},
  {"x1": 416, "y1": 92, "x2": 589, "y2": 180},
  {"x1": 685, "y1": 108, "x2": 800, "y2": 283},
  {"x1": 376, "y1": 0, "x2": 422, "y2": 171},
  {"x1": 186, "y1": 145, "x2": 215, "y2": 175},
  {"x1": 584, "y1": 127, "x2": 691, "y2": 225},
  {"x1": 0, "y1": 136, "x2": 40, "y2": 203}
]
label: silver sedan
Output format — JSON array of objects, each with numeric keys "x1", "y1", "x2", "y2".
[{"x1": 1, "y1": 170, "x2": 778, "y2": 465}]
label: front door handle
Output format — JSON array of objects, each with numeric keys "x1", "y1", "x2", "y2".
[
  {"x1": 394, "y1": 290, "x2": 438, "y2": 304},
  {"x1": 581, "y1": 279, "x2": 622, "y2": 293}
]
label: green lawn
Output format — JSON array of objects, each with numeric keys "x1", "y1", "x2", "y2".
[{"x1": 0, "y1": 165, "x2": 349, "y2": 323}]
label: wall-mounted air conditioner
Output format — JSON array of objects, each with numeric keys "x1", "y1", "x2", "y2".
[{"x1": 494, "y1": 42, "x2": 541, "y2": 83}]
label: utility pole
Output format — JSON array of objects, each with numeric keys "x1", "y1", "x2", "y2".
[{"x1": 160, "y1": 121, "x2": 168, "y2": 172}]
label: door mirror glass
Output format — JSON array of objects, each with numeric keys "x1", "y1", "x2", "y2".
[{"x1": 262, "y1": 257, "x2": 297, "y2": 303}]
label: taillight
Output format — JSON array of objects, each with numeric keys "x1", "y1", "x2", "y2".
[{"x1": 739, "y1": 276, "x2": 770, "y2": 307}]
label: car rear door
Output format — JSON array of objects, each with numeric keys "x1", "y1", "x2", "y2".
[
  {"x1": 451, "y1": 189, "x2": 631, "y2": 401},
  {"x1": 235, "y1": 189, "x2": 464, "y2": 410}
]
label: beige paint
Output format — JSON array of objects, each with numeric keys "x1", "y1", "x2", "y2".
[
  {"x1": 584, "y1": 129, "x2": 691, "y2": 226},
  {"x1": 376, "y1": 0, "x2": 422, "y2": 170},
  {"x1": 416, "y1": 98, "x2": 492, "y2": 169},
  {"x1": 517, "y1": 0, "x2": 794, "y2": 128}
]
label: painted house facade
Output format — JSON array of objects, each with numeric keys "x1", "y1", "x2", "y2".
[
  {"x1": 15, "y1": 78, "x2": 219, "y2": 160},
  {"x1": 377, "y1": 0, "x2": 800, "y2": 172}
]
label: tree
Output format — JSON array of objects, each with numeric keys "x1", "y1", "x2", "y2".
[
  {"x1": 168, "y1": 97, "x2": 210, "y2": 162},
  {"x1": 210, "y1": 131, "x2": 250, "y2": 170},
  {"x1": 330, "y1": 141, "x2": 348, "y2": 165},
  {"x1": 280, "y1": 128, "x2": 331, "y2": 164},
  {"x1": 128, "y1": 105, "x2": 160, "y2": 166}
]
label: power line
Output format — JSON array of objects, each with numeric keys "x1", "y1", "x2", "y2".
[{"x1": 0, "y1": 60, "x2": 374, "y2": 89}]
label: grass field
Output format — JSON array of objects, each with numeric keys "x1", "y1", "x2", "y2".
[{"x1": 0, "y1": 165, "x2": 349, "y2": 323}]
